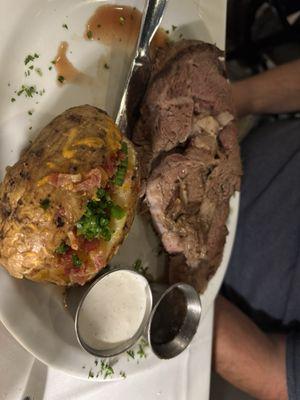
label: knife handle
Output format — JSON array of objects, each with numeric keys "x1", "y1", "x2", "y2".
[{"x1": 137, "y1": 0, "x2": 168, "y2": 60}]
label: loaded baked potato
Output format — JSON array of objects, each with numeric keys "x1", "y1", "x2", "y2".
[{"x1": 0, "y1": 105, "x2": 139, "y2": 285}]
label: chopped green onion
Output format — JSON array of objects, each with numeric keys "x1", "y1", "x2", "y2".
[
  {"x1": 72, "y1": 253, "x2": 82, "y2": 267},
  {"x1": 55, "y1": 242, "x2": 69, "y2": 254},
  {"x1": 111, "y1": 204, "x2": 126, "y2": 219}
]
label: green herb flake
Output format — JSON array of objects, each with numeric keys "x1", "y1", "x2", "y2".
[
  {"x1": 62, "y1": 23, "x2": 68, "y2": 29},
  {"x1": 172, "y1": 25, "x2": 177, "y2": 31},
  {"x1": 55, "y1": 242, "x2": 69, "y2": 255},
  {"x1": 57, "y1": 75, "x2": 65, "y2": 83},
  {"x1": 34, "y1": 53, "x2": 39, "y2": 59},
  {"x1": 35, "y1": 68, "x2": 43, "y2": 77},
  {"x1": 29, "y1": 127, "x2": 32, "y2": 131},
  {"x1": 100, "y1": 361, "x2": 114, "y2": 379},
  {"x1": 48, "y1": 66, "x2": 53, "y2": 71},
  {"x1": 88, "y1": 369, "x2": 94, "y2": 379},
  {"x1": 29, "y1": 65, "x2": 34, "y2": 70},
  {"x1": 72, "y1": 253, "x2": 82, "y2": 267},
  {"x1": 24, "y1": 54, "x2": 35, "y2": 65},
  {"x1": 94, "y1": 359, "x2": 99, "y2": 366},
  {"x1": 137, "y1": 343, "x2": 147, "y2": 359},
  {"x1": 104, "y1": 63, "x2": 110, "y2": 70},
  {"x1": 40, "y1": 198, "x2": 51, "y2": 210},
  {"x1": 51, "y1": 59, "x2": 57, "y2": 65},
  {"x1": 11, "y1": 98, "x2": 16, "y2": 103},
  {"x1": 165, "y1": 29, "x2": 170, "y2": 34},
  {"x1": 28, "y1": 110, "x2": 33, "y2": 116},
  {"x1": 87, "y1": 30, "x2": 93, "y2": 39},
  {"x1": 119, "y1": 16, "x2": 126, "y2": 25},
  {"x1": 127, "y1": 349, "x2": 135, "y2": 359},
  {"x1": 119, "y1": 371, "x2": 126, "y2": 379},
  {"x1": 17, "y1": 85, "x2": 37, "y2": 98}
]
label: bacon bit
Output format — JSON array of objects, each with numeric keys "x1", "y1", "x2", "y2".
[
  {"x1": 90, "y1": 252, "x2": 106, "y2": 270},
  {"x1": 67, "y1": 231, "x2": 79, "y2": 250},
  {"x1": 74, "y1": 168, "x2": 107, "y2": 192},
  {"x1": 48, "y1": 173, "x2": 82, "y2": 187},
  {"x1": 60, "y1": 250, "x2": 73, "y2": 272},
  {"x1": 70, "y1": 269, "x2": 88, "y2": 285},
  {"x1": 82, "y1": 238, "x2": 100, "y2": 252},
  {"x1": 103, "y1": 154, "x2": 117, "y2": 177}
]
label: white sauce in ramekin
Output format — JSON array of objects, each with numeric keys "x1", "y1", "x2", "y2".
[{"x1": 77, "y1": 270, "x2": 148, "y2": 350}]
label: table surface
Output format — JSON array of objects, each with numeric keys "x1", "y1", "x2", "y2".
[{"x1": 0, "y1": 307, "x2": 214, "y2": 400}]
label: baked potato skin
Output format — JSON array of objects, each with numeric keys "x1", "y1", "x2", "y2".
[{"x1": 0, "y1": 105, "x2": 138, "y2": 285}]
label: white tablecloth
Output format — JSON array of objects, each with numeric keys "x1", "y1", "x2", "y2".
[{"x1": 0, "y1": 307, "x2": 213, "y2": 400}]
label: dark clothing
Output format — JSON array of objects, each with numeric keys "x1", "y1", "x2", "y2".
[{"x1": 222, "y1": 118, "x2": 300, "y2": 400}]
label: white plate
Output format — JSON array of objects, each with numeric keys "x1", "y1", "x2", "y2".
[{"x1": 0, "y1": 0, "x2": 237, "y2": 381}]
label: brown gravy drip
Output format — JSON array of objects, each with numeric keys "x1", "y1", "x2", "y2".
[
  {"x1": 54, "y1": 42, "x2": 83, "y2": 84},
  {"x1": 84, "y1": 4, "x2": 168, "y2": 51}
]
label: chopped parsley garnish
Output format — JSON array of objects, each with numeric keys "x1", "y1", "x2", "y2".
[
  {"x1": 11, "y1": 98, "x2": 15, "y2": 103},
  {"x1": 76, "y1": 187, "x2": 125, "y2": 241},
  {"x1": 57, "y1": 75, "x2": 65, "y2": 83},
  {"x1": 87, "y1": 30, "x2": 93, "y2": 39},
  {"x1": 40, "y1": 198, "x2": 51, "y2": 210},
  {"x1": 137, "y1": 338, "x2": 149, "y2": 359},
  {"x1": 24, "y1": 53, "x2": 39, "y2": 65},
  {"x1": 137, "y1": 343, "x2": 147, "y2": 358},
  {"x1": 17, "y1": 85, "x2": 36, "y2": 98},
  {"x1": 28, "y1": 110, "x2": 33, "y2": 116},
  {"x1": 35, "y1": 68, "x2": 43, "y2": 76},
  {"x1": 29, "y1": 65, "x2": 34, "y2": 70},
  {"x1": 113, "y1": 142, "x2": 128, "y2": 186},
  {"x1": 55, "y1": 242, "x2": 69, "y2": 254},
  {"x1": 132, "y1": 259, "x2": 149, "y2": 278},
  {"x1": 127, "y1": 349, "x2": 135, "y2": 359},
  {"x1": 119, "y1": 16, "x2": 125, "y2": 25},
  {"x1": 104, "y1": 63, "x2": 110, "y2": 70},
  {"x1": 119, "y1": 371, "x2": 126, "y2": 378},
  {"x1": 51, "y1": 59, "x2": 56, "y2": 65},
  {"x1": 100, "y1": 360, "x2": 114, "y2": 379},
  {"x1": 72, "y1": 253, "x2": 82, "y2": 267},
  {"x1": 88, "y1": 369, "x2": 94, "y2": 379},
  {"x1": 48, "y1": 66, "x2": 53, "y2": 71},
  {"x1": 172, "y1": 25, "x2": 177, "y2": 31},
  {"x1": 62, "y1": 23, "x2": 68, "y2": 29}
]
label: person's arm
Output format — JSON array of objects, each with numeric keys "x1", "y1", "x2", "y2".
[
  {"x1": 231, "y1": 59, "x2": 300, "y2": 117},
  {"x1": 213, "y1": 295, "x2": 288, "y2": 400}
]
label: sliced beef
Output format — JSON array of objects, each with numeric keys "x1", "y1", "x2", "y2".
[{"x1": 133, "y1": 40, "x2": 242, "y2": 293}]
